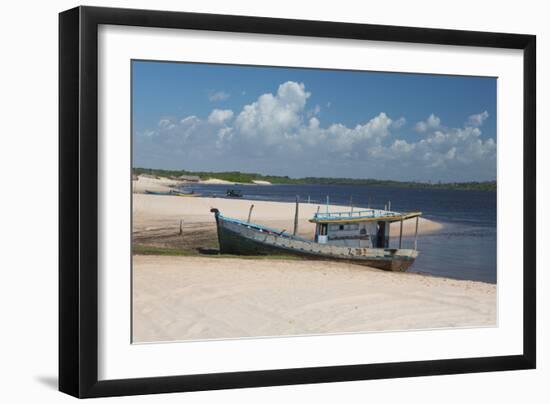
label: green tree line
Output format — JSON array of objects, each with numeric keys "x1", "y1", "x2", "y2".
[{"x1": 133, "y1": 167, "x2": 496, "y2": 191}]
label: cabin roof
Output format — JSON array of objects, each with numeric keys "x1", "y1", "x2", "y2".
[{"x1": 309, "y1": 209, "x2": 422, "y2": 224}]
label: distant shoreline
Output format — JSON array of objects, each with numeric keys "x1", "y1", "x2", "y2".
[{"x1": 133, "y1": 167, "x2": 497, "y2": 192}]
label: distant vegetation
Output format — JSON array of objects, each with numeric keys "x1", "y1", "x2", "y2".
[{"x1": 133, "y1": 167, "x2": 496, "y2": 192}]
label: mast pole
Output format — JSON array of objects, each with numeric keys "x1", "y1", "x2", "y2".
[
  {"x1": 399, "y1": 218, "x2": 403, "y2": 249},
  {"x1": 293, "y1": 196, "x2": 299, "y2": 236},
  {"x1": 247, "y1": 204, "x2": 254, "y2": 223},
  {"x1": 414, "y1": 216, "x2": 419, "y2": 250}
]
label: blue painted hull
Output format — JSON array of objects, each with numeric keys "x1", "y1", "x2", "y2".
[{"x1": 211, "y1": 210, "x2": 417, "y2": 272}]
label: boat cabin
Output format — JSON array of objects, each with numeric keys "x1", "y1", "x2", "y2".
[{"x1": 310, "y1": 209, "x2": 421, "y2": 249}]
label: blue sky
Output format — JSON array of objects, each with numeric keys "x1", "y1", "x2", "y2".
[{"x1": 132, "y1": 60, "x2": 497, "y2": 182}]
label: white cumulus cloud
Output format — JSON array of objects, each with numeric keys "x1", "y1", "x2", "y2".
[
  {"x1": 392, "y1": 117, "x2": 406, "y2": 129},
  {"x1": 415, "y1": 113, "x2": 441, "y2": 133},
  {"x1": 208, "y1": 109, "x2": 234, "y2": 125},
  {"x1": 208, "y1": 90, "x2": 230, "y2": 102},
  {"x1": 466, "y1": 111, "x2": 489, "y2": 127},
  {"x1": 234, "y1": 81, "x2": 310, "y2": 147},
  {"x1": 134, "y1": 81, "x2": 495, "y2": 182}
]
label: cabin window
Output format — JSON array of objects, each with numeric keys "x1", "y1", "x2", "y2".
[{"x1": 328, "y1": 223, "x2": 359, "y2": 232}]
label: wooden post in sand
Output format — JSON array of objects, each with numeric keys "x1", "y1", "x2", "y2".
[
  {"x1": 350, "y1": 196, "x2": 354, "y2": 213},
  {"x1": 179, "y1": 219, "x2": 183, "y2": 235},
  {"x1": 293, "y1": 196, "x2": 300, "y2": 236},
  {"x1": 414, "y1": 216, "x2": 419, "y2": 250},
  {"x1": 247, "y1": 204, "x2": 254, "y2": 223},
  {"x1": 399, "y1": 219, "x2": 403, "y2": 249}
]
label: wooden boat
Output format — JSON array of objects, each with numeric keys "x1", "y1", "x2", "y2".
[
  {"x1": 145, "y1": 190, "x2": 170, "y2": 195},
  {"x1": 172, "y1": 191, "x2": 201, "y2": 197},
  {"x1": 145, "y1": 189, "x2": 201, "y2": 197},
  {"x1": 210, "y1": 206, "x2": 422, "y2": 272}
]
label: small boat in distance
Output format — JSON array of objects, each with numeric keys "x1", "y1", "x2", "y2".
[
  {"x1": 145, "y1": 189, "x2": 201, "y2": 197},
  {"x1": 145, "y1": 190, "x2": 170, "y2": 195},
  {"x1": 226, "y1": 189, "x2": 243, "y2": 198},
  {"x1": 173, "y1": 192, "x2": 201, "y2": 197},
  {"x1": 210, "y1": 205, "x2": 422, "y2": 271}
]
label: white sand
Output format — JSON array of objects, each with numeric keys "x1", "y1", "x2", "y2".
[
  {"x1": 131, "y1": 193, "x2": 495, "y2": 343},
  {"x1": 133, "y1": 255, "x2": 496, "y2": 342},
  {"x1": 200, "y1": 178, "x2": 235, "y2": 185},
  {"x1": 251, "y1": 180, "x2": 272, "y2": 185},
  {"x1": 132, "y1": 175, "x2": 181, "y2": 193},
  {"x1": 132, "y1": 193, "x2": 442, "y2": 238}
]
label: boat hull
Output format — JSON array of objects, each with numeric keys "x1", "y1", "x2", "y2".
[
  {"x1": 213, "y1": 212, "x2": 417, "y2": 272},
  {"x1": 174, "y1": 192, "x2": 200, "y2": 197},
  {"x1": 145, "y1": 190, "x2": 200, "y2": 197}
]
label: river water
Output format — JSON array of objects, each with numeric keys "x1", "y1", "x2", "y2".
[{"x1": 183, "y1": 183, "x2": 497, "y2": 284}]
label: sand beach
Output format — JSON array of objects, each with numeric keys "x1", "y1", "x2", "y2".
[
  {"x1": 132, "y1": 175, "x2": 181, "y2": 193},
  {"x1": 132, "y1": 187, "x2": 496, "y2": 342},
  {"x1": 133, "y1": 255, "x2": 496, "y2": 342}
]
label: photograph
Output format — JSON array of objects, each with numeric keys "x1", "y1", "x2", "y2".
[
  {"x1": 1, "y1": 0, "x2": 543, "y2": 401},
  {"x1": 131, "y1": 60, "x2": 498, "y2": 343}
]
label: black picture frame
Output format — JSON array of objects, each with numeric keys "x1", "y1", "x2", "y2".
[{"x1": 59, "y1": 5, "x2": 536, "y2": 398}]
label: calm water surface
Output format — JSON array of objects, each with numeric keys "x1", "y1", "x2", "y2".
[{"x1": 183, "y1": 183, "x2": 497, "y2": 284}]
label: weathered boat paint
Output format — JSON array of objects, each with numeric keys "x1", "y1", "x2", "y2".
[{"x1": 210, "y1": 208, "x2": 418, "y2": 272}]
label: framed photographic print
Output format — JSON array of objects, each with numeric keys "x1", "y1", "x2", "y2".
[{"x1": 59, "y1": 6, "x2": 536, "y2": 398}]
